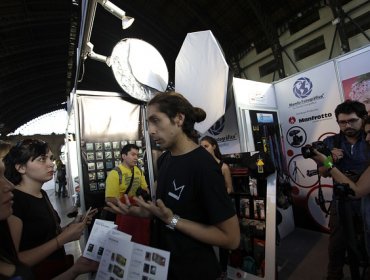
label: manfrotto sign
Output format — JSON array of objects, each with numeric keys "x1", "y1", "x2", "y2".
[{"x1": 298, "y1": 112, "x2": 333, "y2": 123}]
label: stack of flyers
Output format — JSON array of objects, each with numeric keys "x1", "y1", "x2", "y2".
[
  {"x1": 96, "y1": 230, "x2": 170, "y2": 280},
  {"x1": 83, "y1": 219, "x2": 129, "y2": 261}
]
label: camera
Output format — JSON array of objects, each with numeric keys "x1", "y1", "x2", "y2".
[{"x1": 301, "y1": 141, "x2": 331, "y2": 159}]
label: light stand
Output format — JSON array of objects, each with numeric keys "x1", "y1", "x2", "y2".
[
  {"x1": 80, "y1": 0, "x2": 135, "y2": 64},
  {"x1": 85, "y1": 42, "x2": 111, "y2": 66}
]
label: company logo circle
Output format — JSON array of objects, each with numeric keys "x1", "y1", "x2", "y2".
[
  {"x1": 208, "y1": 116, "x2": 225, "y2": 136},
  {"x1": 293, "y1": 77, "x2": 313, "y2": 99}
]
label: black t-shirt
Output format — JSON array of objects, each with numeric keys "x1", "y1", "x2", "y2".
[
  {"x1": 154, "y1": 147, "x2": 236, "y2": 279},
  {"x1": 12, "y1": 189, "x2": 65, "y2": 260}
]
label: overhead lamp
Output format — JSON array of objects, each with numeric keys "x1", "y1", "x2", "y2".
[{"x1": 96, "y1": 0, "x2": 134, "y2": 29}]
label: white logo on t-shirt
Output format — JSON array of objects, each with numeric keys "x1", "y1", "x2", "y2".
[{"x1": 168, "y1": 180, "x2": 185, "y2": 200}]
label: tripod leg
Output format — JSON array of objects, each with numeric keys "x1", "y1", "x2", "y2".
[{"x1": 344, "y1": 201, "x2": 362, "y2": 279}]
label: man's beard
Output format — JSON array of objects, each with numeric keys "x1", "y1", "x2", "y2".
[{"x1": 342, "y1": 128, "x2": 361, "y2": 138}]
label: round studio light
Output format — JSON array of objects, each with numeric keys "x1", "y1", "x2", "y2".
[{"x1": 110, "y1": 38, "x2": 168, "y2": 102}]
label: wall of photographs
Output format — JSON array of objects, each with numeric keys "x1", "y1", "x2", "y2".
[
  {"x1": 74, "y1": 91, "x2": 143, "y2": 213},
  {"x1": 85, "y1": 140, "x2": 144, "y2": 193},
  {"x1": 81, "y1": 138, "x2": 145, "y2": 212}
]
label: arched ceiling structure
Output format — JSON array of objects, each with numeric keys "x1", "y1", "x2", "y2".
[{"x1": 0, "y1": 0, "x2": 346, "y2": 135}]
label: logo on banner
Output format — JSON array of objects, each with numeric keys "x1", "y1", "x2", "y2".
[
  {"x1": 286, "y1": 126, "x2": 307, "y2": 147},
  {"x1": 298, "y1": 112, "x2": 332, "y2": 123},
  {"x1": 289, "y1": 76, "x2": 325, "y2": 109},
  {"x1": 289, "y1": 116, "x2": 296, "y2": 124},
  {"x1": 208, "y1": 116, "x2": 225, "y2": 136},
  {"x1": 293, "y1": 77, "x2": 313, "y2": 99}
]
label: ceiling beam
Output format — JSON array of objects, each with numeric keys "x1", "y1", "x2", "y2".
[{"x1": 244, "y1": 0, "x2": 286, "y2": 79}]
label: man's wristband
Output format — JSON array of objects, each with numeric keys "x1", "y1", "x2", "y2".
[
  {"x1": 323, "y1": 155, "x2": 334, "y2": 169},
  {"x1": 166, "y1": 214, "x2": 180, "y2": 231},
  {"x1": 327, "y1": 165, "x2": 336, "y2": 173}
]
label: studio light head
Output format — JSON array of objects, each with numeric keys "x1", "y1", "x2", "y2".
[{"x1": 96, "y1": 0, "x2": 135, "y2": 29}]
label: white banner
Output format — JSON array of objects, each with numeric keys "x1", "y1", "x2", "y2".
[
  {"x1": 274, "y1": 61, "x2": 342, "y2": 231},
  {"x1": 201, "y1": 100, "x2": 241, "y2": 155}
]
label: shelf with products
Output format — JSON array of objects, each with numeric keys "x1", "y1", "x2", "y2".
[
  {"x1": 228, "y1": 192, "x2": 267, "y2": 277},
  {"x1": 223, "y1": 152, "x2": 276, "y2": 279}
]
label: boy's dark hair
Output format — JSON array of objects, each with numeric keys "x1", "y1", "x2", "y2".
[
  {"x1": 148, "y1": 91, "x2": 206, "y2": 142},
  {"x1": 335, "y1": 100, "x2": 367, "y2": 120},
  {"x1": 120, "y1": 143, "x2": 139, "y2": 156}
]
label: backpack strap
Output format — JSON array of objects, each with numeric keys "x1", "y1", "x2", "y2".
[
  {"x1": 125, "y1": 168, "x2": 135, "y2": 195},
  {"x1": 114, "y1": 166, "x2": 137, "y2": 194},
  {"x1": 114, "y1": 166, "x2": 123, "y2": 185}
]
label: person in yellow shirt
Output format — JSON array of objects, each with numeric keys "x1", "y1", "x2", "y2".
[{"x1": 105, "y1": 143, "x2": 150, "y2": 244}]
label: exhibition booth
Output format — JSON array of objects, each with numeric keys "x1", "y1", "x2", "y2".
[{"x1": 66, "y1": 2, "x2": 370, "y2": 278}]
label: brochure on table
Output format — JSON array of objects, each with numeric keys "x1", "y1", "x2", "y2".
[
  {"x1": 96, "y1": 230, "x2": 170, "y2": 280},
  {"x1": 83, "y1": 219, "x2": 120, "y2": 261},
  {"x1": 83, "y1": 219, "x2": 170, "y2": 280}
]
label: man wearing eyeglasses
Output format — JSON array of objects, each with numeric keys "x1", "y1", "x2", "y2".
[{"x1": 319, "y1": 100, "x2": 370, "y2": 280}]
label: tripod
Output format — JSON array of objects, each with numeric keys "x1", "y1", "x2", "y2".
[
  {"x1": 292, "y1": 160, "x2": 305, "y2": 182},
  {"x1": 334, "y1": 184, "x2": 368, "y2": 279}
]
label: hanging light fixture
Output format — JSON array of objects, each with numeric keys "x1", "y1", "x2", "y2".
[
  {"x1": 96, "y1": 0, "x2": 134, "y2": 29},
  {"x1": 79, "y1": 0, "x2": 168, "y2": 101},
  {"x1": 79, "y1": 0, "x2": 135, "y2": 78},
  {"x1": 85, "y1": 42, "x2": 111, "y2": 66}
]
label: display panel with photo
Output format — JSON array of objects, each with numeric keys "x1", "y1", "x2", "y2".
[
  {"x1": 96, "y1": 151, "x2": 104, "y2": 160},
  {"x1": 114, "y1": 151, "x2": 121, "y2": 159},
  {"x1": 112, "y1": 141, "x2": 120, "y2": 149},
  {"x1": 86, "y1": 143, "x2": 94, "y2": 151},
  {"x1": 96, "y1": 161, "x2": 104, "y2": 170},
  {"x1": 87, "y1": 152, "x2": 95, "y2": 161},
  {"x1": 98, "y1": 182, "x2": 106, "y2": 191},
  {"x1": 105, "y1": 151, "x2": 112, "y2": 160},
  {"x1": 136, "y1": 140, "x2": 142, "y2": 147},
  {"x1": 95, "y1": 143, "x2": 103, "y2": 151},
  {"x1": 97, "y1": 171, "x2": 105, "y2": 180},
  {"x1": 105, "y1": 161, "x2": 114, "y2": 170},
  {"x1": 89, "y1": 183, "x2": 97, "y2": 191},
  {"x1": 121, "y1": 140, "x2": 128, "y2": 147},
  {"x1": 88, "y1": 162, "x2": 96, "y2": 171},
  {"x1": 104, "y1": 142, "x2": 112, "y2": 150},
  {"x1": 89, "y1": 172, "x2": 96, "y2": 181}
]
